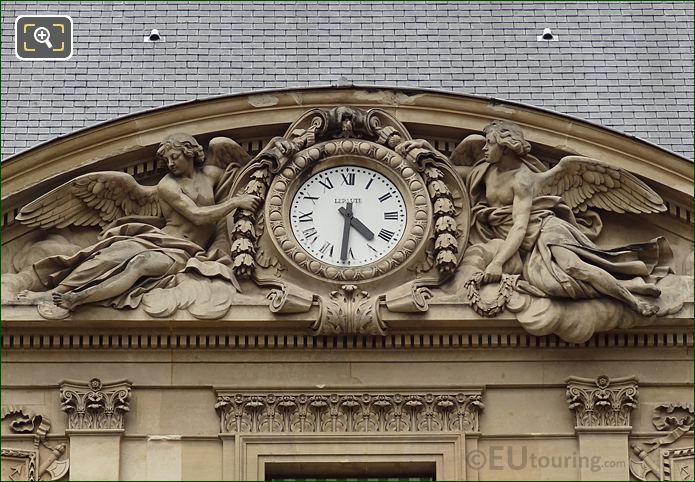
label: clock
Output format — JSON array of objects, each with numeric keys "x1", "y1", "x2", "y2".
[
  {"x1": 264, "y1": 138, "x2": 433, "y2": 283},
  {"x1": 289, "y1": 166, "x2": 407, "y2": 267}
]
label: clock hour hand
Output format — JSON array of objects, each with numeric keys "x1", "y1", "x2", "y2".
[
  {"x1": 340, "y1": 202, "x2": 353, "y2": 261},
  {"x1": 338, "y1": 206, "x2": 374, "y2": 241}
]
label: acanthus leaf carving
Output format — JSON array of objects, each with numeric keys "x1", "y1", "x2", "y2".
[
  {"x1": 315, "y1": 285, "x2": 384, "y2": 335},
  {"x1": 565, "y1": 375, "x2": 638, "y2": 428},
  {"x1": 59, "y1": 378, "x2": 131, "y2": 431},
  {"x1": 215, "y1": 389, "x2": 483, "y2": 434}
]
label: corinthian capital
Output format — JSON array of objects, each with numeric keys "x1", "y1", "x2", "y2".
[
  {"x1": 566, "y1": 375, "x2": 638, "y2": 428},
  {"x1": 59, "y1": 378, "x2": 132, "y2": 431}
]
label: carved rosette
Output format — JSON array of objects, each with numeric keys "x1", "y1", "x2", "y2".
[
  {"x1": 215, "y1": 389, "x2": 483, "y2": 434},
  {"x1": 59, "y1": 378, "x2": 131, "y2": 431},
  {"x1": 566, "y1": 375, "x2": 638, "y2": 428},
  {"x1": 266, "y1": 138, "x2": 431, "y2": 282}
]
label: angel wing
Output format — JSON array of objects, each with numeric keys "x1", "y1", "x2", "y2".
[
  {"x1": 206, "y1": 137, "x2": 251, "y2": 169},
  {"x1": 537, "y1": 156, "x2": 666, "y2": 214},
  {"x1": 450, "y1": 133, "x2": 485, "y2": 166},
  {"x1": 16, "y1": 171, "x2": 161, "y2": 229}
]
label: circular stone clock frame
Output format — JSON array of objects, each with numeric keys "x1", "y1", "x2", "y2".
[{"x1": 265, "y1": 138, "x2": 432, "y2": 283}]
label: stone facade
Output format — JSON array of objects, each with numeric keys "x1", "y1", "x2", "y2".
[{"x1": 1, "y1": 87, "x2": 693, "y2": 481}]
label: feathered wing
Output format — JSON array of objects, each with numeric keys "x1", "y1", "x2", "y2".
[
  {"x1": 16, "y1": 171, "x2": 161, "y2": 229},
  {"x1": 450, "y1": 134, "x2": 485, "y2": 166},
  {"x1": 537, "y1": 155, "x2": 666, "y2": 214},
  {"x1": 205, "y1": 137, "x2": 251, "y2": 169}
]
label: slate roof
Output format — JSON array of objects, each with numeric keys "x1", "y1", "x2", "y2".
[{"x1": 1, "y1": 1, "x2": 693, "y2": 159}]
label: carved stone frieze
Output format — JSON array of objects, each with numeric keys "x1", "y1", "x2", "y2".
[
  {"x1": 566, "y1": 375, "x2": 638, "y2": 428},
  {"x1": 630, "y1": 403, "x2": 694, "y2": 481},
  {"x1": 1, "y1": 104, "x2": 690, "y2": 343},
  {"x1": 59, "y1": 378, "x2": 131, "y2": 431},
  {"x1": 215, "y1": 389, "x2": 483, "y2": 434}
]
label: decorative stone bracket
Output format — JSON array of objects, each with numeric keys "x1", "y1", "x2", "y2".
[
  {"x1": 566, "y1": 375, "x2": 639, "y2": 428},
  {"x1": 59, "y1": 378, "x2": 132, "y2": 431},
  {"x1": 214, "y1": 389, "x2": 484, "y2": 435}
]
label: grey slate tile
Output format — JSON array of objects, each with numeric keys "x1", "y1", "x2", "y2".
[{"x1": 0, "y1": 1, "x2": 693, "y2": 159}]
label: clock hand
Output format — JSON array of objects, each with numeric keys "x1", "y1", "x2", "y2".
[
  {"x1": 339, "y1": 202, "x2": 353, "y2": 261},
  {"x1": 349, "y1": 214, "x2": 374, "y2": 240},
  {"x1": 339, "y1": 206, "x2": 374, "y2": 241}
]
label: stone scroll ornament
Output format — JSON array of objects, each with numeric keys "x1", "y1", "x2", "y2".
[
  {"x1": 451, "y1": 120, "x2": 689, "y2": 343},
  {"x1": 6, "y1": 134, "x2": 263, "y2": 320},
  {"x1": 630, "y1": 403, "x2": 694, "y2": 481},
  {"x1": 1, "y1": 406, "x2": 70, "y2": 481},
  {"x1": 239, "y1": 106, "x2": 470, "y2": 334}
]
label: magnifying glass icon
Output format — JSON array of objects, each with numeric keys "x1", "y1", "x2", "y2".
[{"x1": 33, "y1": 27, "x2": 53, "y2": 49}]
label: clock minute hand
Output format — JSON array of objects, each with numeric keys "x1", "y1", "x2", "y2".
[{"x1": 339, "y1": 202, "x2": 353, "y2": 261}]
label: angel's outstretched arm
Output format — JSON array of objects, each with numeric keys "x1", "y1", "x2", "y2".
[
  {"x1": 158, "y1": 179, "x2": 259, "y2": 226},
  {"x1": 483, "y1": 175, "x2": 533, "y2": 283}
]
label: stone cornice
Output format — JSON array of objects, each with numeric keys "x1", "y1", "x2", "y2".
[
  {"x1": 214, "y1": 388, "x2": 484, "y2": 434},
  {"x1": 566, "y1": 375, "x2": 639, "y2": 428},
  {"x1": 2, "y1": 87, "x2": 691, "y2": 215},
  {"x1": 59, "y1": 378, "x2": 132, "y2": 431}
]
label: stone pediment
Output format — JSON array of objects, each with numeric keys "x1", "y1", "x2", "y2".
[{"x1": 1, "y1": 87, "x2": 692, "y2": 343}]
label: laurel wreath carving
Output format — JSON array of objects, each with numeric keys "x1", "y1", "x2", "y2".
[{"x1": 464, "y1": 272, "x2": 519, "y2": 317}]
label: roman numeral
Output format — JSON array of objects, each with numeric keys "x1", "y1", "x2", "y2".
[
  {"x1": 367, "y1": 244, "x2": 378, "y2": 253},
  {"x1": 319, "y1": 242, "x2": 333, "y2": 256},
  {"x1": 303, "y1": 227, "x2": 318, "y2": 240},
  {"x1": 378, "y1": 229, "x2": 395, "y2": 242},
  {"x1": 341, "y1": 172, "x2": 355, "y2": 185},
  {"x1": 349, "y1": 248, "x2": 355, "y2": 260},
  {"x1": 383, "y1": 211, "x2": 399, "y2": 220},
  {"x1": 318, "y1": 177, "x2": 334, "y2": 190},
  {"x1": 303, "y1": 195, "x2": 319, "y2": 203},
  {"x1": 365, "y1": 178, "x2": 374, "y2": 190},
  {"x1": 298, "y1": 211, "x2": 313, "y2": 223},
  {"x1": 378, "y1": 192, "x2": 392, "y2": 202}
]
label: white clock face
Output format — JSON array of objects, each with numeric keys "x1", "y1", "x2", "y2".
[{"x1": 290, "y1": 166, "x2": 407, "y2": 267}]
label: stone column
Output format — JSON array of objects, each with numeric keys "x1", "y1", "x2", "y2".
[
  {"x1": 566, "y1": 375, "x2": 638, "y2": 481},
  {"x1": 59, "y1": 378, "x2": 132, "y2": 481}
]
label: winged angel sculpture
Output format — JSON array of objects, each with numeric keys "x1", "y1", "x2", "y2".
[
  {"x1": 13, "y1": 133, "x2": 261, "y2": 319},
  {"x1": 449, "y1": 120, "x2": 676, "y2": 337}
]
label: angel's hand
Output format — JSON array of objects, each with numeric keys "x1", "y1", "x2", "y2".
[
  {"x1": 395, "y1": 139, "x2": 434, "y2": 158},
  {"x1": 482, "y1": 260, "x2": 504, "y2": 284},
  {"x1": 235, "y1": 194, "x2": 262, "y2": 212},
  {"x1": 271, "y1": 137, "x2": 297, "y2": 157}
]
